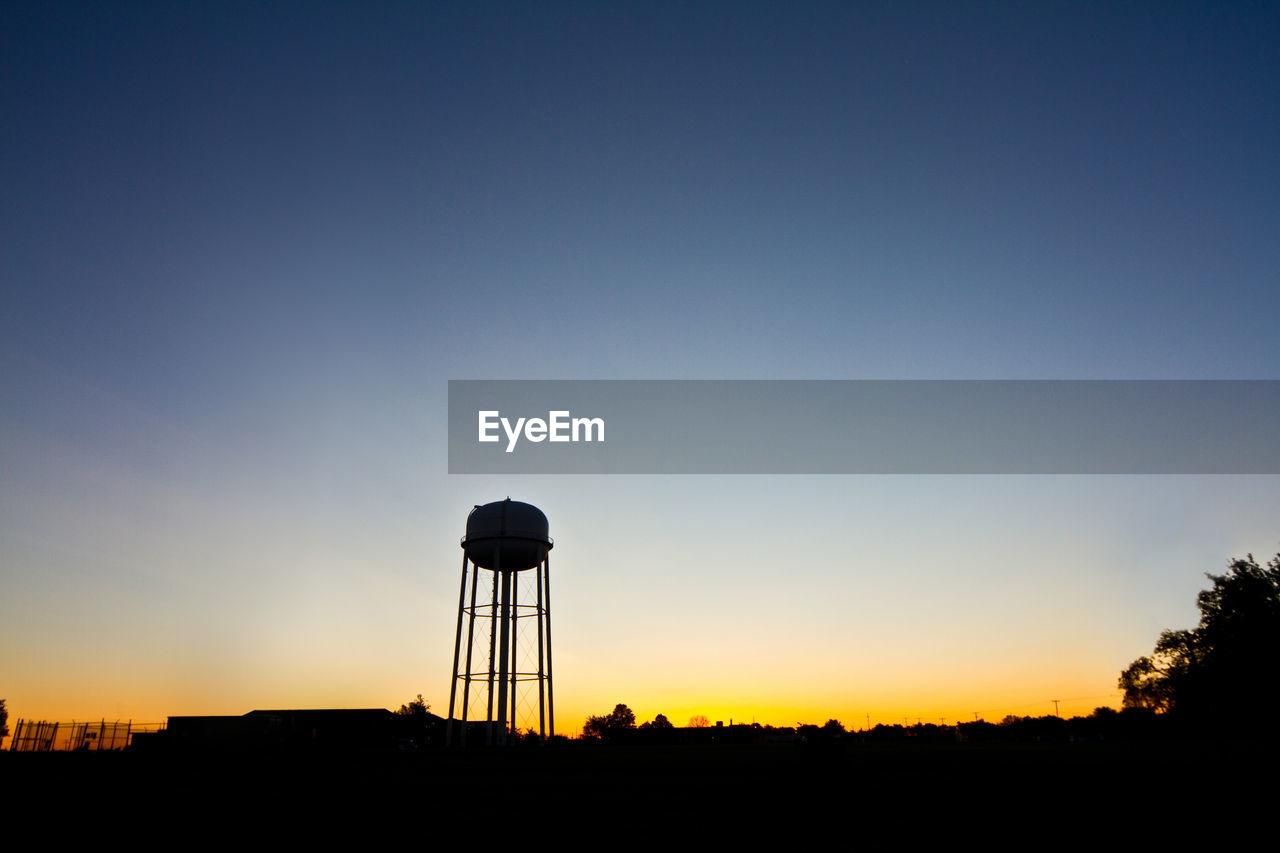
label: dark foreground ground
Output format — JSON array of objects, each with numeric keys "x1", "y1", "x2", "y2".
[{"x1": 4, "y1": 738, "x2": 1274, "y2": 825}]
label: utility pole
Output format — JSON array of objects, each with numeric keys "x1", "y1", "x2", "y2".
[{"x1": 1052, "y1": 699, "x2": 1061, "y2": 717}]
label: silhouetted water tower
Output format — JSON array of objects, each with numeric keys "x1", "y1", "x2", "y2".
[{"x1": 446, "y1": 499, "x2": 554, "y2": 746}]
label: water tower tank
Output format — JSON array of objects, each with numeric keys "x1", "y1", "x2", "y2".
[{"x1": 461, "y1": 498, "x2": 552, "y2": 571}]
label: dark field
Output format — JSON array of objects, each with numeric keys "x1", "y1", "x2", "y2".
[{"x1": 4, "y1": 738, "x2": 1270, "y2": 818}]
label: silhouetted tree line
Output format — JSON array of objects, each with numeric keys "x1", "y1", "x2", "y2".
[
  {"x1": 572, "y1": 704, "x2": 1176, "y2": 747},
  {"x1": 580, "y1": 704, "x2": 805, "y2": 744},
  {"x1": 1119, "y1": 552, "x2": 1280, "y2": 732}
]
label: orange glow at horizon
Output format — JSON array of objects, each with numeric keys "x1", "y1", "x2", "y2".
[{"x1": 2, "y1": 681, "x2": 1123, "y2": 744}]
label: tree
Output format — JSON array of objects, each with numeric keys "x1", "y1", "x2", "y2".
[
  {"x1": 581, "y1": 703, "x2": 637, "y2": 740},
  {"x1": 607, "y1": 703, "x2": 636, "y2": 729},
  {"x1": 396, "y1": 694, "x2": 430, "y2": 717},
  {"x1": 0, "y1": 699, "x2": 7, "y2": 743},
  {"x1": 688, "y1": 714, "x2": 710, "y2": 728},
  {"x1": 1119, "y1": 552, "x2": 1280, "y2": 724},
  {"x1": 1118, "y1": 630, "x2": 1199, "y2": 713},
  {"x1": 640, "y1": 713, "x2": 674, "y2": 729}
]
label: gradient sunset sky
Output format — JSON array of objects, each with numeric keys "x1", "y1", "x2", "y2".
[{"x1": 3, "y1": 1, "x2": 1278, "y2": 736}]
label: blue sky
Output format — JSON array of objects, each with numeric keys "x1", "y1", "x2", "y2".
[{"x1": 2, "y1": 1, "x2": 1278, "y2": 730}]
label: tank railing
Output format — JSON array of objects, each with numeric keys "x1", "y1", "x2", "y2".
[{"x1": 458, "y1": 535, "x2": 553, "y2": 547}]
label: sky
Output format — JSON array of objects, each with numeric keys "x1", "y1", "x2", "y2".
[{"x1": 2, "y1": 1, "x2": 1278, "y2": 738}]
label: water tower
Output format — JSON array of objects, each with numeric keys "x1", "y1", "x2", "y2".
[{"x1": 446, "y1": 499, "x2": 555, "y2": 746}]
